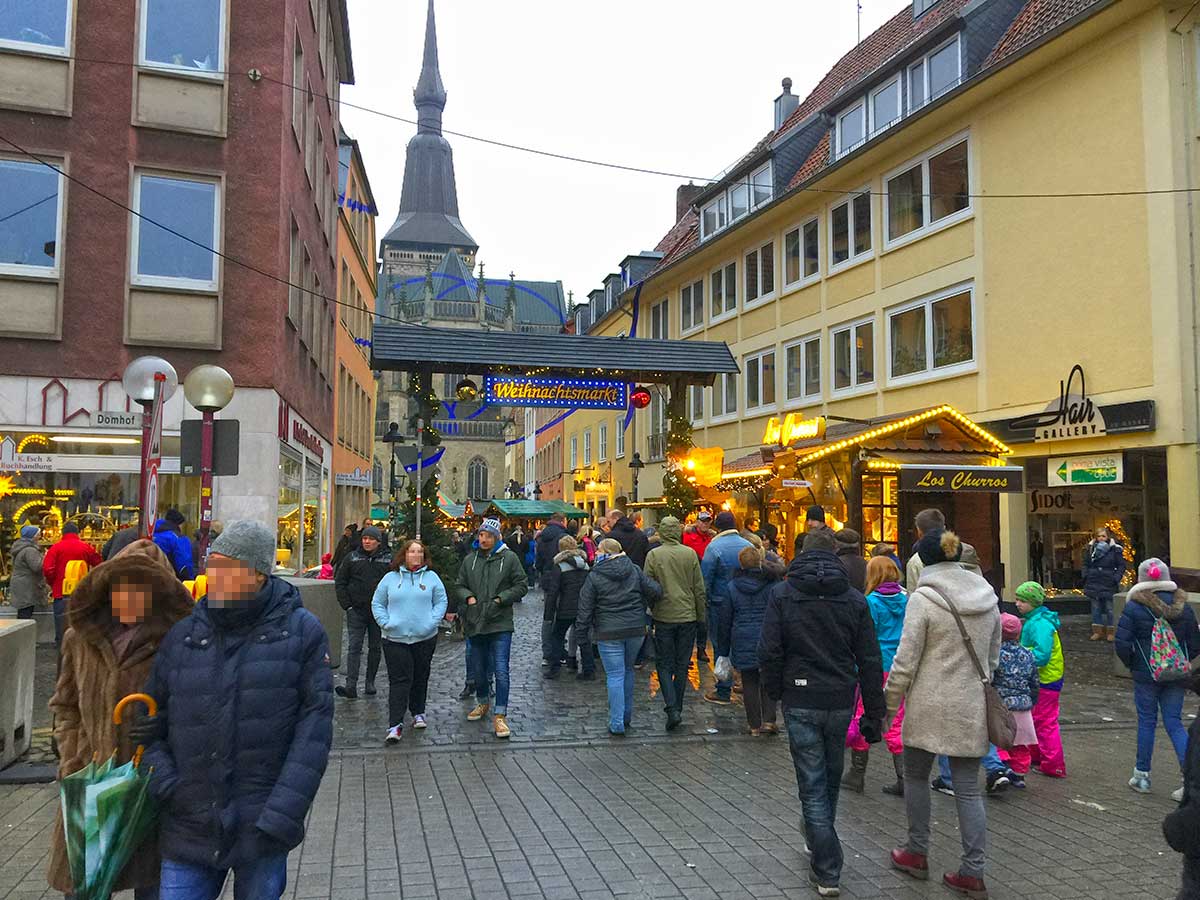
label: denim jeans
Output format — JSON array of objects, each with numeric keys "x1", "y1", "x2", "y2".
[
  {"x1": 1134, "y1": 679, "x2": 1189, "y2": 772},
  {"x1": 159, "y1": 855, "x2": 287, "y2": 900},
  {"x1": 653, "y1": 622, "x2": 697, "y2": 715},
  {"x1": 707, "y1": 603, "x2": 732, "y2": 699},
  {"x1": 598, "y1": 636, "x2": 643, "y2": 733},
  {"x1": 904, "y1": 749, "x2": 987, "y2": 878},
  {"x1": 342, "y1": 605, "x2": 381, "y2": 689},
  {"x1": 53, "y1": 596, "x2": 67, "y2": 649},
  {"x1": 939, "y1": 745, "x2": 1005, "y2": 783},
  {"x1": 470, "y1": 631, "x2": 512, "y2": 715},
  {"x1": 68, "y1": 889, "x2": 158, "y2": 900},
  {"x1": 784, "y1": 706, "x2": 853, "y2": 887},
  {"x1": 1090, "y1": 592, "x2": 1113, "y2": 627}
]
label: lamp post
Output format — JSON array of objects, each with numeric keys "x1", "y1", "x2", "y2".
[
  {"x1": 629, "y1": 451, "x2": 645, "y2": 503},
  {"x1": 532, "y1": 483, "x2": 543, "y2": 499},
  {"x1": 382, "y1": 422, "x2": 403, "y2": 538},
  {"x1": 183, "y1": 365, "x2": 235, "y2": 569},
  {"x1": 122, "y1": 356, "x2": 179, "y2": 538}
]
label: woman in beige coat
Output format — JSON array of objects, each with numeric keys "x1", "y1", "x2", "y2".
[{"x1": 885, "y1": 529, "x2": 1001, "y2": 900}]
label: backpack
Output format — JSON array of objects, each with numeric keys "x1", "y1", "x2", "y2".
[
  {"x1": 61, "y1": 559, "x2": 90, "y2": 596},
  {"x1": 1141, "y1": 615, "x2": 1191, "y2": 683}
]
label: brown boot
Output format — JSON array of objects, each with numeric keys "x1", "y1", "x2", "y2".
[
  {"x1": 1106, "y1": 626, "x2": 1116, "y2": 642},
  {"x1": 1089, "y1": 625, "x2": 1104, "y2": 641}
]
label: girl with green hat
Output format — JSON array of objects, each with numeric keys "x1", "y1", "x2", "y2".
[{"x1": 1015, "y1": 581, "x2": 1066, "y2": 777}]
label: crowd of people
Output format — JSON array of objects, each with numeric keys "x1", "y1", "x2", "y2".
[{"x1": 12, "y1": 497, "x2": 1200, "y2": 900}]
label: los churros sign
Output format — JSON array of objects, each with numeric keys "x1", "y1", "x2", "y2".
[{"x1": 483, "y1": 375, "x2": 629, "y2": 410}]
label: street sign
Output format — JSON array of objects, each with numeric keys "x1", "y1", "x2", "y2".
[
  {"x1": 1047, "y1": 453, "x2": 1122, "y2": 486},
  {"x1": 781, "y1": 478, "x2": 812, "y2": 488},
  {"x1": 181, "y1": 419, "x2": 240, "y2": 476},
  {"x1": 94, "y1": 410, "x2": 143, "y2": 428},
  {"x1": 140, "y1": 375, "x2": 165, "y2": 537}
]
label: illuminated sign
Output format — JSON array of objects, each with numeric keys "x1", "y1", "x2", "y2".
[
  {"x1": 1047, "y1": 454, "x2": 1123, "y2": 486},
  {"x1": 483, "y1": 376, "x2": 629, "y2": 410},
  {"x1": 763, "y1": 413, "x2": 827, "y2": 447},
  {"x1": 1010, "y1": 365, "x2": 1107, "y2": 442},
  {"x1": 899, "y1": 465, "x2": 1024, "y2": 493}
]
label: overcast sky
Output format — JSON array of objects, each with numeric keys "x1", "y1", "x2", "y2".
[{"x1": 341, "y1": 0, "x2": 912, "y2": 310}]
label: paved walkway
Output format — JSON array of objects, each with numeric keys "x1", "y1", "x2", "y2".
[{"x1": 3, "y1": 590, "x2": 1193, "y2": 899}]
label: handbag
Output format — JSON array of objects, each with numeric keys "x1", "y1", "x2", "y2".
[{"x1": 925, "y1": 585, "x2": 1017, "y2": 750}]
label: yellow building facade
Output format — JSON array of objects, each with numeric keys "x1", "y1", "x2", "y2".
[{"x1": 574, "y1": 0, "x2": 1200, "y2": 593}]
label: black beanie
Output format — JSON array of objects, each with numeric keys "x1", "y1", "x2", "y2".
[
  {"x1": 806, "y1": 505, "x2": 826, "y2": 523},
  {"x1": 917, "y1": 528, "x2": 963, "y2": 567}
]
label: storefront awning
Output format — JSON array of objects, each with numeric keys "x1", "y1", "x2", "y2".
[{"x1": 482, "y1": 499, "x2": 589, "y2": 520}]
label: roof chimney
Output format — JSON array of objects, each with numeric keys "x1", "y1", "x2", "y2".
[
  {"x1": 774, "y1": 77, "x2": 799, "y2": 130},
  {"x1": 676, "y1": 181, "x2": 704, "y2": 221}
]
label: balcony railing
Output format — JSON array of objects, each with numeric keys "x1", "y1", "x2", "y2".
[
  {"x1": 397, "y1": 300, "x2": 506, "y2": 325},
  {"x1": 432, "y1": 419, "x2": 508, "y2": 440},
  {"x1": 647, "y1": 432, "x2": 667, "y2": 462}
]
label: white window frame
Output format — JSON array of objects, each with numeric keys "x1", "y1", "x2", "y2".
[
  {"x1": 709, "y1": 260, "x2": 737, "y2": 324},
  {"x1": 680, "y1": 278, "x2": 704, "y2": 335},
  {"x1": 0, "y1": 0, "x2": 73, "y2": 55},
  {"x1": 783, "y1": 333, "x2": 822, "y2": 405},
  {"x1": 137, "y1": 0, "x2": 226, "y2": 79},
  {"x1": 689, "y1": 384, "x2": 705, "y2": 425},
  {"x1": 869, "y1": 76, "x2": 902, "y2": 137},
  {"x1": 914, "y1": 0, "x2": 939, "y2": 15},
  {"x1": 650, "y1": 298, "x2": 669, "y2": 340},
  {"x1": 883, "y1": 133, "x2": 972, "y2": 251},
  {"x1": 130, "y1": 170, "x2": 221, "y2": 292},
  {"x1": 598, "y1": 422, "x2": 609, "y2": 463},
  {"x1": 910, "y1": 34, "x2": 961, "y2": 111},
  {"x1": 750, "y1": 163, "x2": 773, "y2": 209},
  {"x1": 0, "y1": 155, "x2": 66, "y2": 279},
  {"x1": 830, "y1": 315, "x2": 876, "y2": 397},
  {"x1": 700, "y1": 196, "x2": 727, "y2": 240},
  {"x1": 710, "y1": 373, "x2": 739, "y2": 423},
  {"x1": 292, "y1": 31, "x2": 305, "y2": 146},
  {"x1": 615, "y1": 418, "x2": 625, "y2": 458},
  {"x1": 884, "y1": 281, "x2": 976, "y2": 387},
  {"x1": 570, "y1": 435, "x2": 578, "y2": 470},
  {"x1": 743, "y1": 347, "x2": 778, "y2": 412},
  {"x1": 783, "y1": 216, "x2": 820, "y2": 290},
  {"x1": 728, "y1": 181, "x2": 750, "y2": 223},
  {"x1": 583, "y1": 429, "x2": 592, "y2": 467},
  {"x1": 743, "y1": 239, "x2": 776, "y2": 308},
  {"x1": 835, "y1": 99, "x2": 866, "y2": 159},
  {"x1": 828, "y1": 188, "x2": 873, "y2": 274}
]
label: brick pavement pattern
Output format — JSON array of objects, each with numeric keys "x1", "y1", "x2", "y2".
[{"x1": 2, "y1": 590, "x2": 1193, "y2": 899}]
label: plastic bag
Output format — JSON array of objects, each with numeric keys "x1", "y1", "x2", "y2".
[{"x1": 714, "y1": 656, "x2": 732, "y2": 682}]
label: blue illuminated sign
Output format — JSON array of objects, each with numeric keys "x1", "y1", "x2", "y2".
[{"x1": 484, "y1": 375, "x2": 629, "y2": 410}]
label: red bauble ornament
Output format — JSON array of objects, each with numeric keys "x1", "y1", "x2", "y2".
[{"x1": 630, "y1": 386, "x2": 652, "y2": 409}]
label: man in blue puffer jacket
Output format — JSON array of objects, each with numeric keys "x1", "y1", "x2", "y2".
[
  {"x1": 153, "y1": 508, "x2": 195, "y2": 581},
  {"x1": 137, "y1": 520, "x2": 333, "y2": 898},
  {"x1": 701, "y1": 511, "x2": 751, "y2": 704}
]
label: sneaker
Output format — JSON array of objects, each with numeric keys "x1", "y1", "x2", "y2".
[
  {"x1": 808, "y1": 871, "x2": 840, "y2": 897},
  {"x1": 384, "y1": 725, "x2": 402, "y2": 745},
  {"x1": 457, "y1": 683, "x2": 475, "y2": 700},
  {"x1": 1129, "y1": 769, "x2": 1152, "y2": 794},
  {"x1": 1172, "y1": 785, "x2": 1185, "y2": 802},
  {"x1": 890, "y1": 848, "x2": 929, "y2": 881},
  {"x1": 931, "y1": 777, "x2": 955, "y2": 797},
  {"x1": 467, "y1": 703, "x2": 490, "y2": 722},
  {"x1": 493, "y1": 715, "x2": 511, "y2": 739},
  {"x1": 364, "y1": 683, "x2": 377, "y2": 696},
  {"x1": 334, "y1": 685, "x2": 358, "y2": 700},
  {"x1": 703, "y1": 691, "x2": 732, "y2": 706},
  {"x1": 943, "y1": 871, "x2": 988, "y2": 899},
  {"x1": 761, "y1": 723, "x2": 780, "y2": 735},
  {"x1": 541, "y1": 658, "x2": 551, "y2": 668},
  {"x1": 413, "y1": 715, "x2": 427, "y2": 730},
  {"x1": 1008, "y1": 770, "x2": 1026, "y2": 790},
  {"x1": 985, "y1": 770, "x2": 1010, "y2": 795},
  {"x1": 666, "y1": 710, "x2": 682, "y2": 732}
]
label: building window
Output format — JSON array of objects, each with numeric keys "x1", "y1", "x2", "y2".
[
  {"x1": 909, "y1": 35, "x2": 960, "y2": 111},
  {"x1": 650, "y1": 299, "x2": 668, "y2": 340},
  {"x1": 784, "y1": 335, "x2": 821, "y2": 402},
  {"x1": 570, "y1": 435, "x2": 578, "y2": 470},
  {"x1": 830, "y1": 190, "x2": 871, "y2": 269},
  {"x1": 292, "y1": 34, "x2": 304, "y2": 142},
  {"x1": 914, "y1": 0, "x2": 939, "y2": 15},
  {"x1": 836, "y1": 101, "x2": 865, "y2": 158},
  {"x1": 689, "y1": 385, "x2": 705, "y2": 424},
  {"x1": 832, "y1": 317, "x2": 875, "y2": 393},
  {"x1": 887, "y1": 284, "x2": 974, "y2": 382},
  {"x1": 288, "y1": 218, "x2": 301, "y2": 325},
  {"x1": 700, "y1": 197, "x2": 727, "y2": 239},
  {"x1": 583, "y1": 430, "x2": 592, "y2": 467},
  {"x1": 870, "y1": 77, "x2": 901, "y2": 136},
  {"x1": 598, "y1": 423, "x2": 608, "y2": 462},
  {"x1": 681, "y1": 279, "x2": 704, "y2": 333},
  {"x1": 615, "y1": 418, "x2": 625, "y2": 458},
  {"x1": 751, "y1": 164, "x2": 772, "y2": 208},
  {"x1": 710, "y1": 261, "x2": 737, "y2": 321},
  {"x1": 784, "y1": 218, "x2": 819, "y2": 287},
  {"x1": 744, "y1": 241, "x2": 774, "y2": 304},
  {"x1": 132, "y1": 172, "x2": 219, "y2": 290},
  {"x1": 467, "y1": 457, "x2": 488, "y2": 500},
  {"x1": 885, "y1": 137, "x2": 970, "y2": 244},
  {"x1": 744, "y1": 349, "x2": 776, "y2": 410},
  {"x1": 0, "y1": 157, "x2": 63, "y2": 277},
  {"x1": 712, "y1": 373, "x2": 738, "y2": 419},
  {"x1": 304, "y1": 80, "x2": 315, "y2": 183},
  {"x1": 140, "y1": 0, "x2": 224, "y2": 73},
  {"x1": 1, "y1": 0, "x2": 71, "y2": 53},
  {"x1": 729, "y1": 182, "x2": 750, "y2": 222}
]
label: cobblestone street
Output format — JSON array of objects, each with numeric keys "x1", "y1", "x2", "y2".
[{"x1": 3, "y1": 593, "x2": 1194, "y2": 899}]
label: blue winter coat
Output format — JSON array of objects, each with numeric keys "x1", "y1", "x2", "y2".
[
  {"x1": 372, "y1": 566, "x2": 448, "y2": 643},
  {"x1": 865, "y1": 584, "x2": 908, "y2": 672},
  {"x1": 721, "y1": 567, "x2": 778, "y2": 671},
  {"x1": 153, "y1": 520, "x2": 194, "y2": 581},
  {"x1": 1081, "y1": 540, "x2": 1124, "y2": 599},
  {"x1": 142, "y1": 577, "x2": 333, "y2": 868},
  {"x1": 993, "y1": 641, "x2": 1039, "y2": 711},
  {"x1": 1114, "y1": 585, "x2": 1200, "y2": 683},
  {"x1": 701, "y1": 530, "x2": 752, "y2": 609}
]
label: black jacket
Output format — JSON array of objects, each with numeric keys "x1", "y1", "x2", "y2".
[
  {"x1": 331, "y1": 532, "x2": 356, "y2": 568},
  {"x1": 577, "y1": 553, "x2": 661, "y2": 641},
  {"x1": 1165, "y1": 707, "x2": 1200, "y2": 857},
  {"x1": 143, "y1": 577, "x2": 333, "y2": 868},
  {"x1": 543, "y1": 550, "x2": 589, "y2": 622},
  {"x1": 836, "y1": 545, "x2": 868, "y2": 594},
  {"x1": 535, "y1": 521, "x2": 569, "y2": 576},
  {"x1": 609, "y1": 517, "x2": 650, "y2": 569},
  {"x1": 758, "y1": 549, "x2": 885, "y2": 718},
  {"x1": 102, "y1": 526, "x2": 141, "y2": 561},
  {"x1": 334, "y1": 547, "x2": 392, "y2": 610},
  {"x1": 1081, "y1": 540, "x2": 1124, "y2": 598}
]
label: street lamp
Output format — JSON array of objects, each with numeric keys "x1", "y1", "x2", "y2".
[
  {"x1": 383, "y1": 422, "x2": 404, "y2": 537},
  {"x1": 532, "y1": 483, "x2": 543, "y2": 499},
  {"x1": 122, "y1": 356, "x2": 179, "y2": 538},
  {"x1": 183, "y1": 365, "x2": 235, "y2": 569},
  {"x1": 629, "y1": 451, "x2": 645, "y2": 503}
]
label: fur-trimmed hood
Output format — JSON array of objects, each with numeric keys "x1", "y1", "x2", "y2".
[
  {"x1": 553, "y1": 548, "x2": 589, "y2": 571},
  {"x1": 1128, "y1": 580, "x2": 1189, "y2": 620},
  {"x1": 66, "y1": 551, "x2": 194, "y2": 651}
]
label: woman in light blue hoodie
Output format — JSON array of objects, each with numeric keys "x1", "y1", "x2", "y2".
[{"x1": 373, "y1": 539, "x2": 448, "y2": 744}]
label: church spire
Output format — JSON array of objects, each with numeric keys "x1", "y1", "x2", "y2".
[{"x1": 413, "y1": 0, "x2": 447, "y2": 134}]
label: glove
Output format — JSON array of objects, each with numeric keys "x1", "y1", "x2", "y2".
[
  {"x1": 127, "y1": 713, "x2": 165, "y2": 747},
  {"x1": 857, "y1": 716, "x2": 883, "y2": 745}
]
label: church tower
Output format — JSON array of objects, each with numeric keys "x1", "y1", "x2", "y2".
[{"x1": 379, "y1": 0, "x2": 477, "y2": 281}]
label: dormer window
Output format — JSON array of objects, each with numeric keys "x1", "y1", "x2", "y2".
[
  {"x1": 698, "y1": 163, "x2": 773, "y2": 241},
  {"x1": 914, "y1": 0, "x2": 939, "y2": 15},
  {"x1": 729, "y1": 182, "x2": 750, "y2": 222},
  {"x1": 836, "y1": 103, "x2": 866, "y2": 157}
]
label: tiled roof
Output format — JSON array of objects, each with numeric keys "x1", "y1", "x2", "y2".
[
  {"x1": 788, "y1": 132, "x2": 831, "y2": 191},
  {"x1": 654, "y1": 208, "x2": 698, "y2": 254},
  {"x1": 722, "y1": 448, "x2": 775, "y2": 475},
  {"x1": 775, "y1": 0, "x2": 972, "y2": 136},
  {"x1": 648, "y1": 208, "x2": 699, "y2": 277},
  {"x1": 984, "y1": 0, "x2": 1104, "y2": 67}
]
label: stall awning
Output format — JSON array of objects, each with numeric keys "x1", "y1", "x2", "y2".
[{"x1": 482, "y1": 499, "x2": 589, "y2": 520}]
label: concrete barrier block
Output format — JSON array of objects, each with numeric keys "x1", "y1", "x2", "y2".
[
  {"x1": 284, "y1": 577, "x2": 342, "y2": 669},
  {"x1": 0, "y1": 619, "x2": 36, "y2": 769}
]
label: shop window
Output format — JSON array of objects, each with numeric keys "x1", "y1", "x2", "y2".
[
  {"x1": 277, "y1": 448, "x2": 303, "y2": 570},
  {"x1": 681, "y1": 279, "x2": 704, "y2": 333},
  {"x1": 784, "y1": 218, "x2": 819, "y2": 287},
  {"x1": 785, "y1": 334, "x2": 821, "y2": 402},
  {"x1": 0, "y1": 157, "x2": 63, "y2": 277},
  {"x1": 832, "y1": 317, "x2": 875, "y2": 392},
  {"x1": 710, "y1": 261, "x2": 737, "y2": 321},
  {"x1": 1, "y1": 0, "x2": 70, "y2": 52},
  {"x1": 302, "y1": 459, "x2": 323, "y2": 570},
  {"x1": 745, "y1": 349, "x2": 776, "y2": 410},
  {"x1": 887, "y1": 284, "x2": 974, "y2": 383},
  {"x1": 467, "y1": 457, "x2": 488, "y2": 500},
  {"x1": 132, "y1": 172, "x2": 220, "y2": 290},
  {"x1": 712, "y1": 372, "x2": 738, "y2": 419},
  {"x1": 140, "y1": 0, "x2": 224, "y2": 73},
  {"x1": 829, "y1": 190, "x2": 871, "y2": 270},
  {"x1": 861, "y1": 473, "x2": 900, "y2": 545},
  {"x1": 745, "y1": 240, "x2": 775, "y2": 304},
  {"x1": 885, "y1": 137, "x2": 970, "y2": 245}
]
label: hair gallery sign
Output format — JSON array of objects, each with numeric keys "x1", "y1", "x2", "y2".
[{"x1": 1009, "y1": 365, "x2": 1107, "y2": 442}]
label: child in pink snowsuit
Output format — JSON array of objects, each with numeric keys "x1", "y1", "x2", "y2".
[{"x1": 1016, "y1": 581, "x2": 1066, "y2": 777}]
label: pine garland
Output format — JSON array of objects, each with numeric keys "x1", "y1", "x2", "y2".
[{"x1": 662, "y1": 400, "x2": 698, "y2": 519}]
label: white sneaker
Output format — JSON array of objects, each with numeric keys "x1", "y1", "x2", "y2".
[
  {"x1": 385, "y1": 725, "x2": 402, "y2": 745},
  {"x1": 1172, "y1": 785, "x2": 1185, "y2": 802},
  {"x1": 1128, "y1": 769, "x2": 1151, "y2": 794},
  {"x1": 413, "y1": 714, "x2": 428, "y2": 730}
]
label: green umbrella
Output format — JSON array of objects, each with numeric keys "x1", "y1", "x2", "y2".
[{"x1": 59, "y1": 694, "x2": 160, "y2": 900}]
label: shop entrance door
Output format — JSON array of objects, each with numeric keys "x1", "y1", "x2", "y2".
[{"x1": 899, "y1": 490, "x2": 1003, "y2": 592}]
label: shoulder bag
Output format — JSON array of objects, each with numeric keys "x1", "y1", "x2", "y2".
[{"x1": 924, "y1": 585, "x2": 1016, "y2": 750}]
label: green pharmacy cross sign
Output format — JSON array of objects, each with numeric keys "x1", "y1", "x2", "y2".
[{"x1": 1048, "y1": 454, "x2": 1123, "y2": 487}]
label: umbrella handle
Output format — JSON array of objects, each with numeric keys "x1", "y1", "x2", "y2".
[{"x1": 114, "y1": 693, "x2": 158, "y2": 767}]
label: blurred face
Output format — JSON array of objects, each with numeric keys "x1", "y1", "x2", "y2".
[
  {"x1": 1015, "y1": 599, "x2": 1033, "y2": 615},
  {"x1": 697, "y1": 518, "x2": 712, "y2": 534},
  {"x1": 360, "y1": 536, "x2": 380, "y2": 553},
  {"x1": 111, "y1": 579, "x2": 152, "y2": 625},
  {"x1": 478, "y1": 530, "x2": 497, "y2": 551},
  {"x1": 343, "y1": 526, "x2": 353, "y2": 537},
  {"x1": 405, "y1": 542, "x2": 426, "y2": 568},
  {"x1": 1096, "y1": 529, "x2": 1108, "y2": 542},
  {"x1": 206, "y1": 553, "x2": 265, "y2": 605}
]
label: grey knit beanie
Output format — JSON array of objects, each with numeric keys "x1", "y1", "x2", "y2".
[
  {"x1": 210, "y1": 520, "x2": 276, "y2": 575},
  {"x1": 1137, "y1": 557, "x2": 1170, "y2": 584}
]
